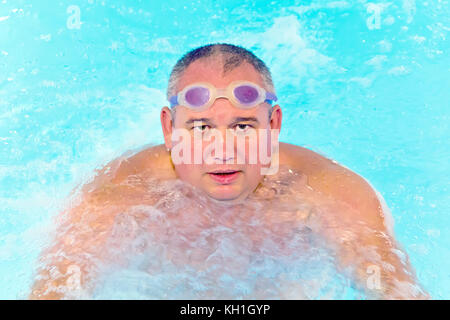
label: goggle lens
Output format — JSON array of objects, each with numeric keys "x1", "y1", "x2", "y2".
[
  {"x1": 233, "y1": 85, "x2": 259, "y2": 105},
  {"x1": 185, "y1": 86, "x2": 210, "y2": 107}
]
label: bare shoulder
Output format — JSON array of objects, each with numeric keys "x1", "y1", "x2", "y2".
[
  {"x1": 279, "y1": 142, "x2": 387, "y2": 228},
  {"x1": 30, "y1": 145, "x2": 175, "y2": 299},
  {"x1": 81, "y1": 144, "x2": 175, "y2": 193},
  {"x1": 110, "y1": 144, "x2": 176, "y2": 182}
]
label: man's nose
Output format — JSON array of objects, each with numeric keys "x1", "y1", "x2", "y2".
[{"x1": 212, "y1": 127, "x2": 236, "y2": 164}]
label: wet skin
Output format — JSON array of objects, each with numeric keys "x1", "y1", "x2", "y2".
[
  {"x1": 30, "y1": 143, "x2": 427, "y2": 299},
  {"x1": 30, "y1": 58, "x2": 428, "y2": 299}
]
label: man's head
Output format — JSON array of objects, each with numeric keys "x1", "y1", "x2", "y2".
[{"x1": 160, "y1": 43, "x2": 282, "y2": 203}]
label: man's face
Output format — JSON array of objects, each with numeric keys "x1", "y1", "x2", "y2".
[{"x1": 161, "y1": 58, "x2": 281, "y2": 203}]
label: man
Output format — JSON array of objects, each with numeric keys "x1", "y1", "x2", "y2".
[{"x1": 30, "y1": 43, "x2": 427, "y2": 299}]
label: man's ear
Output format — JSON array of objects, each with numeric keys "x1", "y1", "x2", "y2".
[
  {"x1": 269, "y1": 105, "x2": 282, "y2": 132},
  {"x1": 160, "y1": 106, "x2": 174, "y2": 149}
]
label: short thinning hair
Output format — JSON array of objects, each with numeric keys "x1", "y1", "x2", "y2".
[{"x1": 166, "y1": 43, "x2": 275, "y2": 100}]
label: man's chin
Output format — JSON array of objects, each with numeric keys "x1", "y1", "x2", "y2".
[{"x1": 205, "y1": 185, "x2": 246, "y2": 203}]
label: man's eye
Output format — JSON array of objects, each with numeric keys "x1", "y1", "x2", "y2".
[
  {"x1": 193, "y1": 125, "x2": 209, "y2": 132},
  {"x1": 234, "y1": 124, "x2": 252, "y2": 133}
]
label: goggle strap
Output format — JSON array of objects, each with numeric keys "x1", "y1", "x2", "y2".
[
  {"x1": 266, "y1": 92, "x2": 277, "y2": 102},
  {"x1": 169, "y1": 95, "x2": 178, "y2": 108}
]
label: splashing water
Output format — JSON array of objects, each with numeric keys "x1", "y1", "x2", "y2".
[{"x1": 33, "y1": 166, "x2": 384, "y2": 299}]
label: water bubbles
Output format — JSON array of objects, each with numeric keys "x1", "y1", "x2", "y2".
[{"x1": 60, "y1": 167, "x2": 370, "y2": 299}]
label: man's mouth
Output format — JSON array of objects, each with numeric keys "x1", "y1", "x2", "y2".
[{"x1": 207, "y1": 170, "x2": 242, "y2": 184}]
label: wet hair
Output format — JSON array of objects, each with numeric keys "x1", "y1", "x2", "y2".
[{"x1": 166, "y1": 43, "x2": 275, "y2": 100}]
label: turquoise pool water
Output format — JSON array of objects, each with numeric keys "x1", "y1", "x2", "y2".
[{"x1": 0, "y1": 0, "x2": 449, "y2": 299}]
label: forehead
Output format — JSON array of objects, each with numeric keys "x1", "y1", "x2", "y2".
[{"x1": 175, "y1": 57, "x2": 266, "y2": 91}]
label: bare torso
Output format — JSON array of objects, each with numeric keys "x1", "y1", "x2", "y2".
[{"x1": 30, "y1": 143, "x2": 427, "y2": 299}]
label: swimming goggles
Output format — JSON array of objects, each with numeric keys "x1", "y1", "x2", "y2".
[{"x1": 169, "y1": 81, "x2": 277, "y2": 111}]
